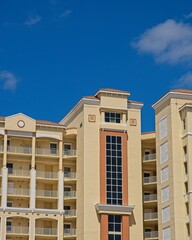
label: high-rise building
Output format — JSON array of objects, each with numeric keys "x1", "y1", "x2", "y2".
[{"x1": 0, "y1": 88, "x2": 192, "y2": 240}]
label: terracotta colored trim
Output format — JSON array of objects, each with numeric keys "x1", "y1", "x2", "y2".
[
  {"x1": 122, "y1": 215, "x2": 129, "y2": 240},
  {"x1": 100, "y1": 214, "x2": 108, "y2": 240}
]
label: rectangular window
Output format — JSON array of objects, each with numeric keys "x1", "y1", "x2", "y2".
[
  {"x1": 6, "y1": 220, "x2": 12, "y2": 231},
  {"x1": 162, "y1": 206, "x2": 170, "y2": 223},
  {"x1": 161, "y1": 186, "x2": 169, "y2": 203},
  {"x1": 161, "y1": 167, "x2": 169, "y2": 183},
  {"x1": 163, "y1": 226, "x2": 171, "y2": 240},
  {"x1": 106, "y1": 136, "x2": 122, "y2": 205},
  {"x1": 7, "y1": 201, "x2": 13, "y2": 207},
  {"x1": 160, "y1": 142, "x2": 168, "y2": 164},
  {"x1": 50, "y1": 143, "x2": 57, "y2": 155},
  {"x1": 108, "y1": 215, "x2": 121, "y2": 240},
  {"x1": 7, "y1": 163, "x2": 13, "y2": 174},
  {"x1": 159, "y1": 117, "x2": 167, "y2": 140},
  {"x1": 105, "y1": 112, "x2": 121, "y2": 123}
]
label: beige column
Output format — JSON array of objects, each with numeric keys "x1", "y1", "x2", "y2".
[
  {"x1": 30, "y1": 134, "x2": 36, "y2": 209},
  {"x1": 58, "y1": 215, "x2": 64, "y2": 240},
  {"x1": 2, "y1": 131, "x2": 8, "y2": 208},
  {"x1": 122, "y1": 113, "x2": 127, "y2": 125},
  {"x1": 1, "y1": 215, "x2": 6, "y2": 240},
  {"x1": 29, "y1": 216, "x2": 35, "y2": 240},
  {"x1": 3, "y1": 131, "x2": 7, "y2": 167},
  {"x1": 58, "y1": 140, "x2": 64, "y2": 210},
  {"x1": 101, "y1": 111, "x2": 105, "y2": 123}
]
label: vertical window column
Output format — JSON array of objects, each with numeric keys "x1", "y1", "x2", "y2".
[{"x1": 108, "y1": 215, "x2": 121, "y2": 240}]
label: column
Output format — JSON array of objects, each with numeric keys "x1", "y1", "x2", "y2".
[
  {"x1": 58, "y1": 140, "x2": 64, "y2": 210},
  {"x1": 29, "y1": 217, "x2": 35, "y2": 240},
  {"x1": 101, "y1": 111, "x2": 105, "y2": 123},
  {"x1": 122, "y1": 216, "x2": 129, "y2": 240},
  {"x1": 1, "y1": 215, "x2": 6, "y2": 240},
  {"x1": 30, "y1": 135, "x2": 36, "y2": 209},
  {"x1": 122, "y1": 113, "x2": 127, "y2": 125},
  {"x1": 100, "y1": 214, "x2": 108, "y2": 240},
  {"x1": 58, "y1": 215, "x2": 64, "y2": 240},
  {"x1": 3, "y1": 131, "x2": 7, "y2": 167}
]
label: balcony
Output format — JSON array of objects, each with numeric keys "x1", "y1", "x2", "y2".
[
  {"x1": 7, "y1": 188, "x2": 29, "y2": 196},
  {"x1": 63, "y1": 150, "x2": 76, "y2": 157},
  {"x1": 7, "y1": 226, "x2": 29, "y2": 235},
  {"x1": 144, "y1": 194, "x2": 157, "y2": 202},
  {"x1": 0, "y1": 145, "x2": 3, "y2": 152},
  {"x1": 36, "y1": 189, "x2": 58, "y2": 198},
  {"x1": 65, "y1": 210, "x2": 76, "y2": 217},
  {"x1": 7, "y1": 146, "x2": 32, "y2": 155},
  {"x1": 64, "y1": 191, "x2": 76, "y2": 199},
  {"x1": 144, "y1": 212, "x2": 158, "y2": 220},
  {"x1": 36, "y1": 171, "x2": 58, "y2": 180},
  {"x1": 144, "y1": 231, "x2": 158, "y2": 239},
  {"x1": 143, "y1": 176, "x2": 157, "y2": 184},
  {"x1": 36, "y1": 148, "x2": 59, "y2": 156},
  {"x1": 64, "y1": 172, "x2": 76, "y2": 180},
  {"x1": 36, "y1": 227, "x2": 57, "y2": 236},
  {"x1": 143, "y1": 153, "x2": 156, "y2": 161},
  {"x1": 64, "y1": 228, "x2": 76, "y2": 237},
  {"x1": 8, "y1": 169, "x2": 30, "y2": 177}
]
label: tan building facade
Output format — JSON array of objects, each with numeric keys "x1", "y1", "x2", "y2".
[{"x1": 0, "y1": 88, "x2": 192, "y2": 239}]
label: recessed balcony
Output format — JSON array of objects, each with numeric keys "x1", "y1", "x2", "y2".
[
  {"x1": 143, "y1": 153, "x2": 156, "y2": 162},
  {"x1": 35, "y1": 227, "x2": 57, "y2": 236},
  {"x1": 36, "y1": 189, "x2": 58, "y2": 198},
  {"x1": 63, "y1": 150, "x2": 77, "y2": 158},
  {"x1": 144, "y1": 212, "x2": 158, "y2": 221},
  {"x1": 64, "y1": 191, "x2": 76, "y2": 200},
  {"x1": 143, "y1": 176, "x2": 157, "y2": 184},
  {"x1": 64, "y1": 228, "x2": 76, "y2": 237},
  {"x1": 36, "y1": 148, "x2": 59, "y2": 157},
  {"x1": 65, "y1": 210, "x2": 76, "y2": 218},
  {"x1": 144, "y1": 231, "x2": 158, "y2": 239},
  {"x1": 144, "y1": 194, "x2": 157, "y2": 202},
  {"x1": 8, "y1": 169, "x2": 30, "y2": 178},
  {"x1": 36, "y1": 171, "x2": 58, "y2": 180},
  {"x1": 7, "y1": 226, "x2": 29, "y2": 235},
  {"x1": 0, "y1": 145, "x2": 3, "y2": 152},
  {"x1": 7, "y1": 188, "x2": 30, "y2": 197},
  {"x1": 64, "y1": 172, "x2": 76, "y2": 181},
  {"x1": 7, "y1": 146, "x2": 32, "y2": 155}
]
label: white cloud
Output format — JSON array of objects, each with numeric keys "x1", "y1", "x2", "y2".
[
  {"x1": 25, "y1": 15, "x2": 41, "y2": 26},
  {"x1": 174, "y1": 71, "x2": 192, "y2": 88},
  {"x1": 0, "y1": 71, "x2": 18, "y2": 91},
  {"x1": 184, "y1": 12, "x2": 192, "y2": 19},
  {"x1": 59, "y1": 10, "x2": 72, "y2": 18},
  {"x1": 133, "y1": 19, "x2": 192, "y2": 64}
]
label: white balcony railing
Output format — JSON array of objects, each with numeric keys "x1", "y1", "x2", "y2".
[
  {"x1": 144, "y1": 194, "x2": 157, "y2": 202},
  {"x1": 7, "y1": 188, "x2": 29, "y2": 196},
  {"x1": 35, "y1": 227, "x2": 57, "y2": 236},
  {"x1": 64, "y1": 228, "x2": 76, "y2": 236},
  {"x1": 65, "y1": 209, "x2": 76, "y2": 217},
  {"x1": 143, "y1": 176, "x2": 157, "y2": 184},
  {"x1": 8, "y1": 169, "x2": 30, "y2": 177},
  {"x1": 144, "y1": 231, "x2": 158, "y2": 238},
  {"x1": 143, "y1": 153, "x2": 156, "y2": 161},
  {"x1": 36, "y1": 171, "x2": 58, "y2": 179},
  {"x1": 63, "y1": 150, "x2": 76, "y2": 157},
  {"x1": 7, "y1": 226, "x2": 29, "y2": 234},
  {"x1": 144, "y1": 212, "x2": 158, "y2": 220},
  {"x1": 64, "y1": 191, "x2": 76, "y2": 198},
  {"x1": 64, "y1": 172, "x2": 76, "y2": 180},
  {"x1": 7, "y1": 146, "x2": 32, "y2": 154},
  {"x1": 36, "y1": 189, "x2": 58, "y2": 198},
  {"x1": 36, "y1": 148, "x2": 59, "y2": 156}
]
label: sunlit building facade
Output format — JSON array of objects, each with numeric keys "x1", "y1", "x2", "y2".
[{"x1": 0, "y1": 88, "x2": 192, "y2": 240}]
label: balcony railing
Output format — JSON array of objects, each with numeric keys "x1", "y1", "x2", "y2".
[
  {"x1": 143, "y1": 176, "x2": 157, "y2": 184},
  {"x1": 7, "y1": 226, "x2": 29, "y2": 234},
  {"x1": 36, "y1": 148, "x2": 59, "y2": 156},
  {"x1": 63, "y1": 150, "x2": 76, "y2": 157},
  {"x1": 64, "y1": 228, "x2": 76, "y2": 236},
  {"x1": 0, "y1": 145, "x2": 3, "y2": 152},
  {"x1": 7, "y1": 146, "x2": 32, "y2": 154},
  {"x1": 7, "y1": 188, "x2": 29, "y2": 196},
  {"x1": 36, "y1": 171, "x2": 58, "y2": 179},
  {"x1": 144, "y1": 194, "x2": 157, "y2": 202},
  {"x1": 36, "y1": 227, "x2": 57, "y2": 236},
  {"x1": 64, "y1": 191, "x2": 76, "y2": 198},
  {"x1": 65, "y1": 209, "x2": 76, "y2": 217},
  {"x1": 143, "y1": 153, "x2": 156, "y2": 161},
  {"x1": 144, "y1": 231, "x2": 158, "y2": 238},
  {"x1": 36, "y1": 189, "x2": 58, "y2": 198},
  {"x1": 144, "y1": 212, "x2": 158, "y2": 220},
  {"x1": 8, "y1": 169, "x2": 30, "y2": 177},
  {"x1": 64, "y1": 172, "x2": 76, "y2": 180}
]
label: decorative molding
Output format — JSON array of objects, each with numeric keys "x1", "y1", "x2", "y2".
[{"x1": 95, "y1": 203, "x2": 135, "y2": 215}]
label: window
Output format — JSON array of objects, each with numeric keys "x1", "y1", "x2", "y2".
[
  {"x1": 159, "y1": 117, "x2": 167, "y2": 140},
  {"x1": 64, "y1": 143, "x2": 72, "y2": 150},
  {"x1": 161, "y1": 167, "x2": 169, "y2": 183},
  {"x1": 161, "y1": 186, "x2": 169, "y2": 203},
  {"x1": 7, "y1": 163, "x2": 13, "y2": 174},
  {"x1": 7, "y1": 201, "x2": 13, "y2": 207},
  {"x1": 163, "y1": 227, "x2": 171, "y2": 240},
  {"x1": 162, "y1": 206, "x2": 170, "y2": 223},
  {"x1": 106, "y1": 136, "x2": 122, "y2": 205},
  {"x1": 6, "y1": 220, "x2": 12, "y2": 231},
  {"x1": 160, "y1": 142, "x2": 168, "y2": 164},
  {"x1": 108, "y1": 215, "x2": 121, "y2": 240},
  {"x1": 50, "y1": 143, "x2": 57, "y2": 154},
  {"x1": 105, "y1": 112, "x2": 121, "y2": 123}
]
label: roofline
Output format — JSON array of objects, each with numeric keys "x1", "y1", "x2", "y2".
[
  {"x1": 95, "y1": 89, "x2": 130, "y2": 97},
  {"x1": 152, "y1": 91, "x2": 192, "y2": 110},
  {"x1": 179, "y1": 103, "x2": 192, "y2": 111}
]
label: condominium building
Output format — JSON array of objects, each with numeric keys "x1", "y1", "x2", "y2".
[{"x1": 0, "y1": 88, "x2": 192, "y2": 240}]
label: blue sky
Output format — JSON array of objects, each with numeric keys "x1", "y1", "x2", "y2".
[{"x1": 1, "y1": 0, "x2": 192, "y2": 132}]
